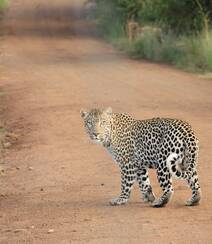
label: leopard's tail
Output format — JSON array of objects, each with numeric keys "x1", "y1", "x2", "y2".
[{"x1": 167, "y1": 153, "x2": 189, "y2": 179}]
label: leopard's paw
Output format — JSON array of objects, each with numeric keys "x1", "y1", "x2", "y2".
[
  {"x1": 109, "y1": 197, "x2": 128, "y2": 206},
  {"x1": 151, "y1": 198, "x2": 165, "y2": 208},
  {"x1": 185, "y1": 190, "x2": 201, "y2": 206},
  {"x1": 151, "y1": 190, "x2": 173, "y2": 208},
  {"x1": 143, "y1": 192, "x2": 155, "y2": 203}
]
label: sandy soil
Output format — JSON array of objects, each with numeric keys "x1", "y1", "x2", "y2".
[{"x1": 0, "y1": 0, "x2": 212, "y2": 243}]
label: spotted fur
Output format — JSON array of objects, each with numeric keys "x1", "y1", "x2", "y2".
[{"x1": 81, "y1": 108, "x2": 201, "y2": 207}]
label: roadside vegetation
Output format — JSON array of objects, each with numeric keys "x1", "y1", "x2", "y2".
[
  {"x1": 0, "y1": 0, "x2": 6, "y2": 9},
  {"x1": 89, "y1": 0, "x2": 212, "y2": 72},
  {"x1": 0, "y1": 0, "x2": 7, "y2": 20}
]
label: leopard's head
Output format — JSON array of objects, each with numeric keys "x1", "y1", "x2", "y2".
[{"x1": 80, "y1": 107, "x2": 112, "y2": 146}]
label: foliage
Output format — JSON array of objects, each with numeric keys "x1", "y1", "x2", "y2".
[
  {"x1": 90, "y1": 0, "x2": 212, "y2": 71},
  {"x1": 92, "y1": 0, "x2": 125, "y2": 39},
  {"x1": 0, "y1": 0, "x2": 7, "y2": 11},
  {"x1": 0, "y1": 0, "x2": 7, "y2": 20},
  {"x1": 119, "y1": 30, "x2": 212, "y2": 72},
  {"x1": 92, "y1": 0, "x2": 212, "y2": 35},
  {"x1": 139, "y1": 0, "x2": 212, "y2": 34}
]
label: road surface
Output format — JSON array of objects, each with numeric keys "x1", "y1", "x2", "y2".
[{"x1": 0, "y1": 0, "x2": 212, "y2": 243}]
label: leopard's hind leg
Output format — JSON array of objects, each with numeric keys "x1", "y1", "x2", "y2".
[
  {"x1": 167, "y1": 153, "x2": 201, "y2": 206},
  {"x1": 185, "y1": 169, "x2": 201, "y2": 206},
  {"x1": 152, "y1": 165, "x2": 173, "y2": 208}
]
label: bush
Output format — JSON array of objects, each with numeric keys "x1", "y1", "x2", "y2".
[
  {"x1": 90, "y1": 0, "x2": 212, "y2": 72},
  {"x1": 202, "y1": 32, "x2": 212, "y2": 71},
  {"x1": 129, "y1": 31, "x2": 161, "y2": 61},
  {"x1": 139, "y1": 0, "x2": 212, "y2": 34},
  {"x1": 92, "y1": 0, "x2": 212, "y2": 35},
  {"x1": 0, "y1": 0, "x2": 6, "y2": 11},
  {"x1": 159, "y1": 33, "x2": 185, "y2": 64},
  {"x1": 0, "y1": 0, "x2": 7, "y2": 19},
  {"x1": 126, "y1": 30, "x2": 212, "y2": 72},
  {"x1": 92, "y1": 0, "x2": 125, "y2": 39}
]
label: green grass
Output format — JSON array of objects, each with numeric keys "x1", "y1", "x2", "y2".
[
  {"x1": 0, "y1": 0, "x2": 6, "y2": 8},
  {"x1": 173, "y1": 32, "x2": 212, "y2": 71},
  {"x1": 110, "y1": 29, "x2": 212, "y2": 72},
  {"x1": 0, "y1": 1, "x2": 5, "y2": 10},
  {"x1": 0, "y1": 0, "x2": 7, "y2": 15},
  {"x1": 202, "y1": 32, "x2": 212, "y2": 71}
]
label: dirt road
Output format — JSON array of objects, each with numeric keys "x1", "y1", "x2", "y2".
[{"x1": 0, "y1": 0, "x2": 212, "y2": 243}]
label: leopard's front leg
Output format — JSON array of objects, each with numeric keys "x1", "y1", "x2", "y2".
[
  {"x1": 137, "y1": 167, "x2": 155, "y2": 203},
  {"x1": 110, "y1": 164, "x2": 136, "y2": 206}
]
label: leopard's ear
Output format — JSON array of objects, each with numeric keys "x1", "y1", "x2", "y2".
[
  {"x1": 104, "y1": 107, "x2": 112, "y2": 116},
  {"x1": 80, "y1": 109, "x2": 89, "y2": 119}
]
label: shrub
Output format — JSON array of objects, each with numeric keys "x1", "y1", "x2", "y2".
[
  {"x1": 0, "y1": 0, "x2": 7, "y2": 11},
  {"x1": 90, "y1": 0, "x2": 212, "y2": 72},
  {"x1": 202, "y1": 32, "x2": 212, "y2": 71},
  {"x1": 129, "y1": 31, "x2": 161, "y2": 61},
  {"x1": 0, "y1": 0, "x2": 7, "y2": 20},
  {"x1": 127, "y1": 29, "x2": 212, "y2": 72},
  {"x1": 92, "y1": 0, "x2": 212, "y2": 35}
]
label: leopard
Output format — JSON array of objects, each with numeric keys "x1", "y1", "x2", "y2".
[{"x1": 80, "y1": 107, "x2": 201, "y2": 207}]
